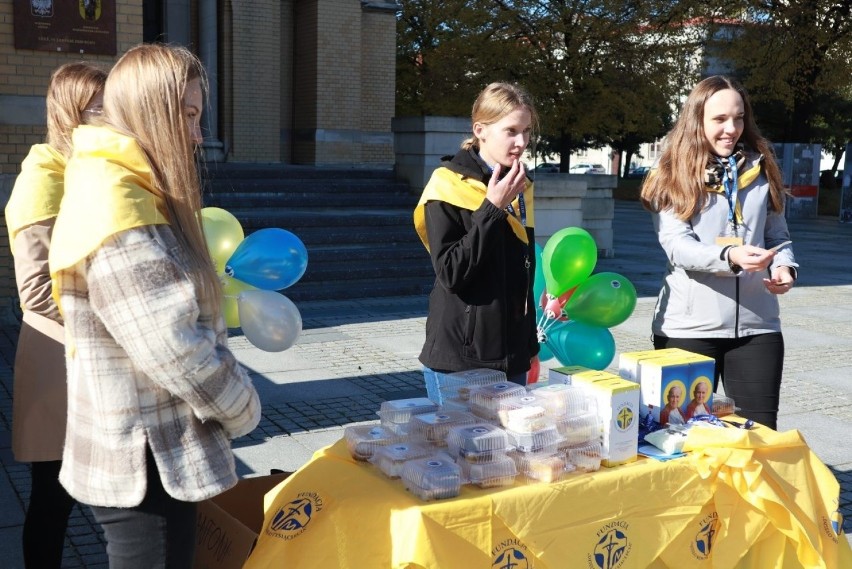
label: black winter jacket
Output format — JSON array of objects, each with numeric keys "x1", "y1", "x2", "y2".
[{"x1": 417, "y1": 149, "x2": 539, "y2": 377}]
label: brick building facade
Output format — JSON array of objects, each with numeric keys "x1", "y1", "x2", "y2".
[{"x1": 0, "y1": 0, "x2": 400, "y2": 321}]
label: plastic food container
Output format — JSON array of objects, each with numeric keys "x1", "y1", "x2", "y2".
[
  {"x1": 469, "y1": 382, "x2": 527, "y2": 420},
  {"x1": 505, "y1": 425, "x2": 563, "y2": 453},
  {"x1": 408, "y1": 410, "x2": 478, "y2": 445},
  {"x1": 530, "y1": 384, "x2": 591, "y2": 417},
  {"x1": 343, "y1": 425, "x2": 405, "y2": 461},
  {"x1": 711, "y1": 395, "x2": 736, "y2": 417},
  {"x1": 519, "y1": 452, "x2": 572, "y2": 483},
  {"x1": 370, "y1": 442, "x2": 434, "y2": 478},
  {"x1": 555, "y1": 412, "x2": 602, "y2": 447},
  {"x1": 377, "y1": 397, "x2": 440, "y2": 434},
  {"x1": 446, "y1": 423, "x2": 511, "y2": 462},
  {"x1": 497, "y1": 395, "x2": 551, "y2": 432},
  {"x1": 565, "y1": 441, "x2": 603, "y2": 472},
  {"x1": 448, "y1": 368, "x2": 508, "y2": 401},
  {"x1": 401, "y1": 456, "x2": 462, "y2": 501},
  {"x1": 459, "y1": 454, "x2": 518, "y2": 488}
]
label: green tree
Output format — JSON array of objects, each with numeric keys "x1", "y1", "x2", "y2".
[
  {"x1": 396, "y1": 1, "x2": 710, "y2": 168},
  {"x1": 710, "y1": 1, "x2": 852, "y2": 142}
]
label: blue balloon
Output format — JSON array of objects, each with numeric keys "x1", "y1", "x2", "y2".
[
  {"x1": 546, "y1": 321, "x2": 615, "y2": 370},
  {"x1": 225, "y1": 228, "x2": 308, "y2": 290}
]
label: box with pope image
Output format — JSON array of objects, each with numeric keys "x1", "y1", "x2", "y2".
[{"x1": 618, "y1": 349, "x2": 715, "y2": 424}]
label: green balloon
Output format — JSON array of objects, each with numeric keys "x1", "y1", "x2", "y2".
[
  {"x1": 564, "y1": 272, "x2": 637, "y2": 328},
  {"x1": 541, "y1": 227, "x2": 597, "y2": 296}
]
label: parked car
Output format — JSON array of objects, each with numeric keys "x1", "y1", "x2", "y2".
[
  {"x1": 626, "y1": 166, "x2": 651, "y2": 179},
  {"x1": 568, "y1": 163, "x2": 606, "y2": 174},
  {"x1": 532, "y1": 162, "x2": 560, "y2": 173}
]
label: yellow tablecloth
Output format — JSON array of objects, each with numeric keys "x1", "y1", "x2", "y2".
[{"x1": 244, "y1": 426, "x2": 851, "y2": 568}]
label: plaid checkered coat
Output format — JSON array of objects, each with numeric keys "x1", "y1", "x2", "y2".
[{"x1": 55, "y1": 224, "x2": 261, "y2": 507}]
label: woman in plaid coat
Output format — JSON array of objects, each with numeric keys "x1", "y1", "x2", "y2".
[{"x1": 49, "y1": 45, "x2": 261, "y2": 567}]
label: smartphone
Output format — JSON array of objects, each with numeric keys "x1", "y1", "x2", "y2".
[{"x1": 767, "y1": 240, "x2": 792, "y2": 252}]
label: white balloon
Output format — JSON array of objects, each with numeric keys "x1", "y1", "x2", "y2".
[{"x1": 237, "y1": 290, "x2": 302, "y2": 352}]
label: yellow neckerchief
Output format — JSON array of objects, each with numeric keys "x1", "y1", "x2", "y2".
[
  {"x1": 704, "y1": 154, "x2": 762, "y2": 225},
  {"x1": 5, "y1": 144, "x2": 66, "y2": 245},
  {"x1": 49, "y1": 125, "x2": 169, "y2": 295},
  {"x1": 413, "y1": 167, "x2": 534, "y2": 252}
]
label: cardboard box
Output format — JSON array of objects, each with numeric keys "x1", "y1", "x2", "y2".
[
  {"x1": 618, "y1": 348, "x2": 689, "y2": 383},
  {"x1": 547, "y1": 365, "x2": 593, "y2": 384},
  {"x1": 194, "y1": 472, "x2": 291, "y2": 569},
  {"x1": 571, "y1": 374, "x2": 640, "y2": 467},
  {"x1": 637, "y1": 353, "x2": 715, "y2": 424}
]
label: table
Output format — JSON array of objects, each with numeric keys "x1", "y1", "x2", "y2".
[{"x1": 243, "y1": 425, "x2": 851, "y2": 568}]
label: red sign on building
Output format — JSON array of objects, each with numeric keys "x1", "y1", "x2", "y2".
[{"x1": 14, "y1": 1, "x2": 116, "y2": 55}]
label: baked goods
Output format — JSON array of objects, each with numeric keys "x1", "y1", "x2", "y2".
[
  {"x1": 446, "y1": 423, "x2": 510, "y2": 462},
  {"x1": 343, "y1": 425, "x2": 405, "y2": 461},
  {"x1": 459, "y1": 455, "x2": 517, "y2": 488},
  {"x1": 401, "y1": 456, "x2": 462, "y2": 500},
  {"x1": 497, "y1": 396, "x2": 550, "y2": 432}
]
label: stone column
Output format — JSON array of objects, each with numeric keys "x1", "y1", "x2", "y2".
[{"x1": 199, "y1": 0, "x2": 224, "y2": 161}]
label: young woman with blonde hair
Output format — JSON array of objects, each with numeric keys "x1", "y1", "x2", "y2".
[
  {"x1": 414, "y1": 82, "x2": 540, "y2": 392},
  {"x1": 5, "y1": 61, "x2": 106, "y2": 568},
  {"x1": 640, "y1": 75, "x2": 797, "y2": 430},
  {"x1": 49, "y1": 44, "x2": 260, "y2": 567}
]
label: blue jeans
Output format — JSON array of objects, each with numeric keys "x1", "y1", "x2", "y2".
[{"x1": 88, "y1": 449, "x2": 197, "y2": 568}]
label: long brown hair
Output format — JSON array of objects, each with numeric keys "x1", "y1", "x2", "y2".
[
  {"x1": 640, "y1": 75, "x2": 785, "y2": 220},
  {"x1": 103, "y1": 44, "x2": 220, "y2": 314},
  {"x1": 45, "y1": 62, "x2": 107, "y2": 159},
  {"x1": 461, "y1": 82, "x2": 540, "y2": 151}
]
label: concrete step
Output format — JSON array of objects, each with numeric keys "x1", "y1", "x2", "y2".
[{"x1": 201, "y1": 165, "x2": 432, "y2": 302}]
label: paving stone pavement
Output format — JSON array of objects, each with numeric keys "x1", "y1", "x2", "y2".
[{"x1": 0, "y1": 200, "x2": 850, "y2": 567}]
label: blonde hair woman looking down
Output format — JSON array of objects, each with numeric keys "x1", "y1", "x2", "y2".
[{"x1": 49, "y1": 44, "x2": 260, "y2": 568}]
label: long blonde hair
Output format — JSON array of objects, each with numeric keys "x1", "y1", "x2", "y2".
[
  {"x1": 103, "y1": 44, "x2": 220, "y2": 313},
  {"x1": 461, "y1": 82, "x2": 539, "y2": 151},
  {"x1": 46, "y1": 62, "x2": 107, "y2": 159},
  {"x1": 640, "y1": 75, "x2": 785, "y2": 220}
]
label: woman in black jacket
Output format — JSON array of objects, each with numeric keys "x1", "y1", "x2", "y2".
[{"x1": 414, "y1": 82, "x2": 540, "y2": 394}]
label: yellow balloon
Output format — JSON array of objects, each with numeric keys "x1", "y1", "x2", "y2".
[
  {"x1": 221, "y1": 276, "x2": 256, "y2": 328},
  {"x1": 201, "y1": 207, "x2": 245, "y2": 274}
]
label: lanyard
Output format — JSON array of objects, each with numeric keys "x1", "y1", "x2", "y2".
[
  {"x1": 722, "y1": 155, "x2": 739, "y2": 227},
  {"x1": 506, "y1": 192, "x2": 527, "y2": 227}
]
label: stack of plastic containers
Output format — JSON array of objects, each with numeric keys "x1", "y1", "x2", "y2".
[
  {"x1": 446, "y1": 423, "x2": 517, "y2": 488},
  {"x1": 343, "y1": 374, "x2": 607, "y2": 501},
  {"x1": 531, "y1": 383, "x2": 603, "y2": 474}
]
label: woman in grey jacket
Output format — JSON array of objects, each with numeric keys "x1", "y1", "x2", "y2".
[{"x1": 640, "y1": 76, "x2": 797, "y2": 430}]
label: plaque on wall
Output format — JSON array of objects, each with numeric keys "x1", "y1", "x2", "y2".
[{"x1": 14, "y1": 1, "x2": 116, "y2": 55}]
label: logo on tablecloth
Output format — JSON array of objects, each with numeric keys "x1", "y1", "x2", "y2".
[
  {"x1": 588, "y1": 520, "x2": 631, "y2": 569},
  {"x1": 492, "y1": 539, "x2": 532, "y2": 569},
  {"x1": 266, "y1": 491, "x2": 324, "y2": 541},
  {"x1": 690, "y1": 512, "x2": 719, "y2": 560}
]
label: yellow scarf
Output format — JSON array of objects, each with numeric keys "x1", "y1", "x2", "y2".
[
  {"x1": 49, "y1": 125, "x2": 169, "y2": 279},
  {"x1": 5, "y1": 144, "x2": 66, "y2": 245},
  {"x1": 413, "y1": 167, "x2": 534, "y2": 252},
  {"x1": 704, "y1": 157, "x2": 762, "y2": 225}
]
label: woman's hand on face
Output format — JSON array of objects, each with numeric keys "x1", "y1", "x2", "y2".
[
  {"x1": 763, "y1": 266, "x2": 795, "y2": 295},
  {"x1": 486, "y1": 160, "x2": 527, "y2": 210},
  {"x1": 729, "y1": 245, "x2": 776, "y2": 273}
]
